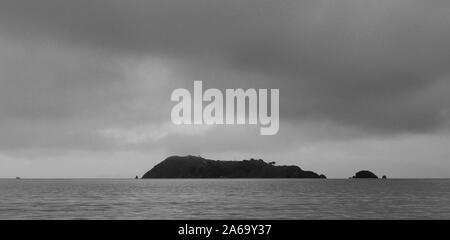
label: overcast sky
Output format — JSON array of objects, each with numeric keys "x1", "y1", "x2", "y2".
[{"x1": 0, "y1": 0, "x2": 449, "y2": 178}]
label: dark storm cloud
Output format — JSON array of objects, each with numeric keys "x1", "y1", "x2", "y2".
[{"x1": 0, "y1": 0, "x2": 449, "y2": 136}]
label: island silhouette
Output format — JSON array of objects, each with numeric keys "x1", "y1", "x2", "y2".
[
  {"x1": 351, "y1": 170, "x2": 378, "y2": 179},
  {"x1": 142, "y1": 155, "x2": 327, "y2": 179}
]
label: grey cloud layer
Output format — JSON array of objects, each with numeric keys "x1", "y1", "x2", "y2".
[{"x1": 1, "y1": 0, "x2": 450, "y2": 153}]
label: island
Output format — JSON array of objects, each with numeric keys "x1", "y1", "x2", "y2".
[
  {"x1": 351, "y1": 170, "x2": 378, "y2": 179},
  {"x1": 142, "y1": 155, "x2": 326, "y2": 179}
]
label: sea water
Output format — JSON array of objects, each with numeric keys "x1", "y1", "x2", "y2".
[{"x1": 0, "y1": 179, "x2": 449, "y2": 219}]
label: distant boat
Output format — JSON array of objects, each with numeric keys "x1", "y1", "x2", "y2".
[
  {"x1": 135, "y1": 175, "x2": 139, "y2": 179},
  {"x1": 15, "y1": 177, "x2": 21, "y2": 180}
]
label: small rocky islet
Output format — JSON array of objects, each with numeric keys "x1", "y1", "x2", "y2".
[{"x1": 350, "y1": 170, "x2": 385, "y2": 179}]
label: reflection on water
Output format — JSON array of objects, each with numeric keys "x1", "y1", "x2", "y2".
[{"x1": 1, "y1": 179, "x2": 450, "y2": 219}]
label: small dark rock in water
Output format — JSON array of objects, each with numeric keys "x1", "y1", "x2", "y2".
[
  {"x1": 135, "y1": 175, "x2": 139, "y2": 179},
  {"x1": 352, "y1": 170, "x2": 378, "y2": 179},
  {"x1": 382, "y1": 175, "x2": 387, "y2": 179}
]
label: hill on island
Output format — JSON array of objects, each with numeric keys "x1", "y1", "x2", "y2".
[{"x1": 142, "y1": 156, "x2": 326, "y2": 179}]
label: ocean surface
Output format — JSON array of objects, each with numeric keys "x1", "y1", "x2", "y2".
[{"x1": 1, "y1": 179, "x2": 449, "y2": 219}]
